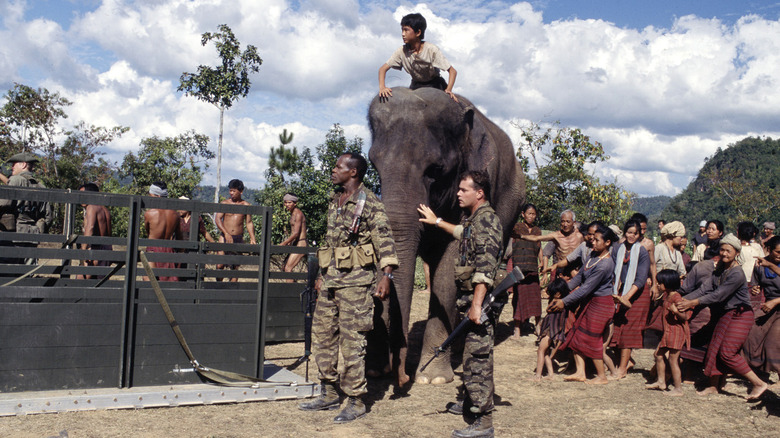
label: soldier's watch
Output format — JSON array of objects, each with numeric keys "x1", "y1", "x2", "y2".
[
  {"x1": 383, "y1": 272, "x2": 394, "y2": 280},
  {"x1": 435, "y1": 217, "x2": 443, "y2": 227}
]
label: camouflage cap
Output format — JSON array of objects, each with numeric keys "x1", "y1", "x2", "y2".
[{"x1": 7, "y1": 152, "x2": 41, "y2": 163}]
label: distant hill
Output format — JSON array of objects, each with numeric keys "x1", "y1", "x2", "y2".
[
  {"x1": 631, "y1": 196, "x2": 671, "y2": 222},
  {"x1": 661, "y1": 136, "x2": 780, "y2": 232}
]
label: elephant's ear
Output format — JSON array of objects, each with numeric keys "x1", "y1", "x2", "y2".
[
  {"x1": 462, "y1": 105, "x2": 475, "y2": 130},
  {"x1": 461, "y1": 105, "x2": 495, "y2": 173}
]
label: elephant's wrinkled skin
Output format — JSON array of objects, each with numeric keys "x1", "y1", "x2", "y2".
[{"x1": 368, "y1": 87, "x2": 525, "y2": 386}]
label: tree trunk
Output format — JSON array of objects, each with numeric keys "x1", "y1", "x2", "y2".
[{"x1": 214, "y1": 106, "x2": 224, "y2": 204}]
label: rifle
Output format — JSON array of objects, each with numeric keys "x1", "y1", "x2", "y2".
[
  {"x1": 289, "y1": 253, "x2": 319, "y2": 380},
  {"x1": 419, "y1": 266, "x2": 525, "y2": 372}
]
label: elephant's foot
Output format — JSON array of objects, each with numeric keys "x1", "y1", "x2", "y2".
[{"x1": 415, "y1": 360, "x2": 455, "y2": 385}]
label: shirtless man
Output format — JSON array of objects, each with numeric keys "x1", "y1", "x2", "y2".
[
  {"x1": 215, "y1": 179, "x2": 256, "y2": 282},
  {"x1": 631, "y1": 213, "x2": 658, "y2": 298},
  {"x1": 520, "y1": 209, "x2": 583, "y2": 278},
  {"x1": 143, "y1": 181, "x2": 181, "y2": 281},
  {"x1": 280, "y1": 193, "x2": 308, "y2": 279},
  {"x1": 78, "y1": 183, "x2": 112, "y2": 280}
]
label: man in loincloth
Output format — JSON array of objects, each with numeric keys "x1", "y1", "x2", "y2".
[
  {"x1": 520, "y1": 209, "x2": 583, "y2": 279},
  {"x1": 215, "y1": 179, "x2": 256, "y2": 282},
  {"x1": 144, "y1": 182, "x2": 181, "y2": 281},
  {"x1": 280, "y1": 192, "x2": 308, "y2": 280},
  {"x1": 78, "y1": 183, "x2": 112, "y2": 279}
]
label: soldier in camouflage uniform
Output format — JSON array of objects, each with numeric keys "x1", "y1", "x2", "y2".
[
  {"x1": 418, "y1": 170, "x2": 501, "y2": 438},
  {"x1": 0, "y1": 152, "x2": 53, "y2": 264},
  {"x1": 299, "y1": 152, "x2": 398, "y2": 424}
]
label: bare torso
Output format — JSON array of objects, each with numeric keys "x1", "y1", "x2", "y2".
[
  {"x1": 216, "y1": 199, "x2": 256, "y2": 244},
  {"x1": 554, "y1": 230, "x2": 584, "y2": 262},
  {"x1": 84, "y1": 204, "x2": 111, "y2": 237},
  {"x1": 282, "y1": 207, "x2": 307, "y2": 246},
  {"x1": 145, "y1": 209, "x2": 180, "y2": 240}
]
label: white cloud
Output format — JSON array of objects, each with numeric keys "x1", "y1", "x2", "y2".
[{"x1": 4, "y1": 0, "x2": 780, "y2": 197}]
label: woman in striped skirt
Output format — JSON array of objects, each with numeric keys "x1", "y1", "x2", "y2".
[
  {"x1": 548, "y1": 224, "x2": 618, "y2": 385},
  {"x1": 677, "y1": 234, "x2": 768, "y2": 400},
  {"x1": 609, "y1": 220, "x2": 651, "y2": 379}
]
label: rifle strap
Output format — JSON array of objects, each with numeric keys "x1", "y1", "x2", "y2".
[
  {"x1": 139, "y1": 251, "x2": 292, "y2": 388},
  {"x1": 348, "y1": 191, "x2": 367, "y2": 242}
]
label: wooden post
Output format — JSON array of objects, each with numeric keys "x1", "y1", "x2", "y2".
[{"x1": 119, "y1": 196, "x2": 141, "y2": 388}]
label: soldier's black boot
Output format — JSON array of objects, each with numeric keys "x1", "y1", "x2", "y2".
[
  {"x1": 298, "y1": 382, "x2": 340, "y2": 411},
  {"x1": 333, "y1": 396, "x2": 366, "y2": 423},
  {"x1": 452, "y1": 412, "x2": 494, "y2": 438}
]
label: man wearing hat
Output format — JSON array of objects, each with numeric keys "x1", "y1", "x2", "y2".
[
  {"x1": 762, "y1": 222, "x2": 776, "y2": 247},
  {"x1": 280, "y1": 192, "x2": 308, "y2": 277},
  {"x1": 0, "y1": 152, "x2": 52, "y2": 234},
  {"x1": 656, "y1": 221, "x2": 687, "y2": 278}
]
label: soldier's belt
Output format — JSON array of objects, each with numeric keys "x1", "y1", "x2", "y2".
[{"x1": 318, "y1": 243, "x2": 377, "y2": 270}]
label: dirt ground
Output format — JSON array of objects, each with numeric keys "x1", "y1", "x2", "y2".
[{"x1": 1, "y1": 289, "x2": 778, "y2": 438}]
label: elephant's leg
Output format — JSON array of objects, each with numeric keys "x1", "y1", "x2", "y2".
[
  {"x1": 415, "y1": 242, "x2": 459, "y2": 384},
  {"x1": 388, "y1": 243, "x2": 418, "y2": 387}
]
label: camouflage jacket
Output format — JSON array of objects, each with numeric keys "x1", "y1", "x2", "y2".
[
  {"x1": 320, "y1": 183, "x2": 398, "y2": 288},
  {"x1": 453, "y1": 202, "x2": 502, "y2": 304},
  {"x1": 0, "y1": 171, "x2": 52, "y2": 231}
]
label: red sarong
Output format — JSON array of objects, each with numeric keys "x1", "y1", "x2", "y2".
[
  {"x1": 704, "y1": 306, "x2": 754, "y2": 377},
  {"x1": 611, "y1": 283, "x2": 651, "y2": 349},
  {"x1": 147, "y1": 246, "x2": 178, "y2": 282},
  {"x1": 513, "y1": 274, "x2": 542, "y2": 321},
  {"x1": 560, "y1": 295, "x2": 614, "y2": 359},
  {"x1": 657, "y1": 293, "x2": 691, "y2": 351}
]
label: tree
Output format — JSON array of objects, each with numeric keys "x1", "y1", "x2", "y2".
[
  {"x1": 0, "y1": 83, "x2": 71, "y2": 174},
  {"x1": 104, "y1": 131, "x2": 213, "y2": 237},
  {"x1": 50, "y1": 122, "x2": 128, "y2": 190},
  {"x1": 267, "y1": 129, "x2": 299, "y2": 183},
  {"x1": 256, "y1": 124, "x2": 378, "y2": 244},
  {"x1": 662, "y1": 137, "x2": 780, "y2": 231},
  {"x1": 109, "y1": 131, "x2": 213, "y2": 197},
  {"x1": 178, "y1": 24, "x2": 263, "y2": 203},
  {"x1": 515, "y1": 121, "x2": 635, "y2": 229}
]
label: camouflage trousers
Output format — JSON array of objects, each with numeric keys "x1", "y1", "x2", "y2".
[
  {"x1": 312, "y1": 285, "x2": 374, "y2": 397},
  {"x1": 462, "y1": 315, "x2": 495, "y2": 414}
]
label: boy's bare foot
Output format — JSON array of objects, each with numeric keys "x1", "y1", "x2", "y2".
[
  {"x1": 665, "y1": 388, "x2": 684, "y2": 397},
  {"x1": 542, "y1": 375, "x2": 555, "y2": 381},
  {"x1": 682, "y1": 379, "x2": 695, "y2": 385},
  {"x1": 609, "y1": 372, "x2": 627, "y2": 381},
  {"x1": 527, "y1": 375, "x2": 542, "y2": 382},
  {"x1": 586, "y1": 377, "x2": 609, "y2": 385},
  {"x1": 564, "y1": 374, "x2": 586, "y2": 382},
  {"x1": 646, "y1": 382, "x2": 666, "y2": 391},
  {"x1": 746, "y1": 382, "x2": 768, "y2": 401},
  {"x1": 697, "y1": 386, "x2": 719, "y2": 396}
]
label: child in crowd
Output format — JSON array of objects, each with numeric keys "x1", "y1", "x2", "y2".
[
  {"x1": 647, "y1": 269, "x2": 691, "y2": 396},
  {"x1": 531, "y1": 278, "x2": 570, "y2": 381},
  {"x1": 378, "y1": 13, "x2": 458, "y2": 101}
]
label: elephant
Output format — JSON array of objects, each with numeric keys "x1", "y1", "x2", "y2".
[{"x1": 367, "y1": 87, "x2": 526, "y2": 386}]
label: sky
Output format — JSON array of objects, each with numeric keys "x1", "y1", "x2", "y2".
[{"x1": 2, "y1": 0, "x2": 780, "y2": 197}]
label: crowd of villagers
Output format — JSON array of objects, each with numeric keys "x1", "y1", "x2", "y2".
[{"x1": 508, "y1": 205, "x2": 778, "y2": 400}]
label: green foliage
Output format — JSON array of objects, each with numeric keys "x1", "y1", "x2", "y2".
[
  {"x1": 177, "y1": 24, "x2": 262, "y2": 110},
  {"x1": 268, "y1": 129, "x2": 300, "y2": 183},
  {"x1": 105, "y1": 131, "x2": 214, "y2": 236},
  {"x1": 255, "y1": 124, "x2": 379, "y2": 245},
  {"x1": 631, "y1": 196, "x2": 672, "y2": 222},
  {"x1": 0, "y1": 83, "x2": 71, "y2": 158},
  {"x1": 515, "y1": 121, "x2": 635, "y2": 229},
  {"x1": 178, "y1": 23, "x2": 263, "y2": 203},
  {"x1": 662, "y1": 136, "x2": 780, "y2": 232},
  {"x1": 1, "y1": 84, "x2": 128, "y2": 233}
]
